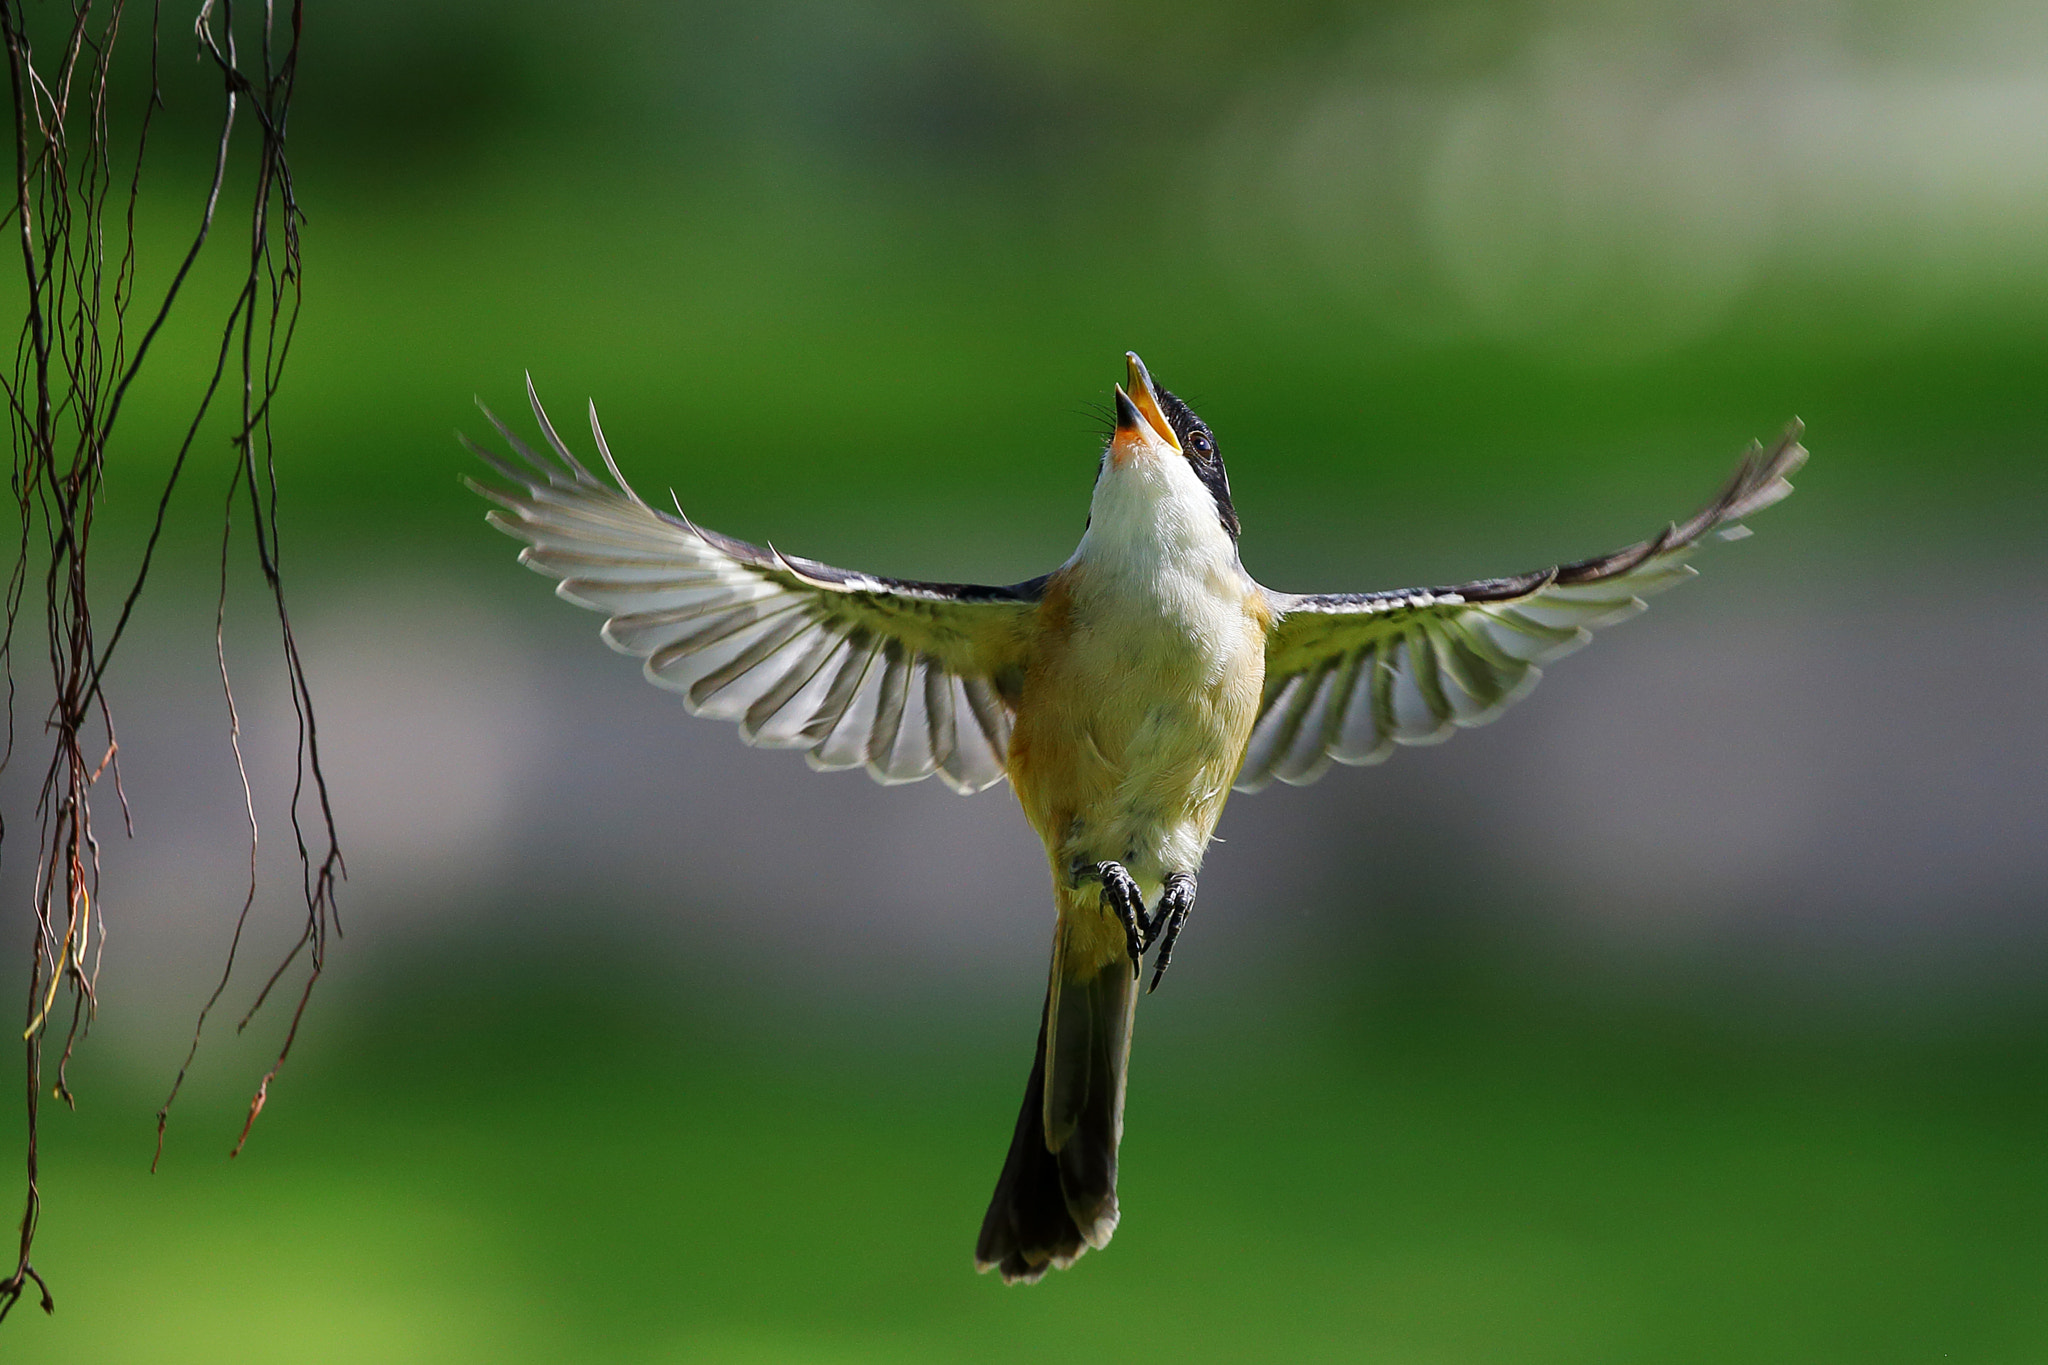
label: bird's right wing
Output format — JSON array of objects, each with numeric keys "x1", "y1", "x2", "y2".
[
  {"x1": 467, "y1": 382, "x2": 1046, "y2": 793},
  {"x1": 1238, "y1": 424, "x2": 1807, "y2": 792}
]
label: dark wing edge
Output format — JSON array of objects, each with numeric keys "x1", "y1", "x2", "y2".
[
  {"x1": 464, "y1": 377, "x2": 1046, "y2": 793},
  {"x1": 1238, "y1": 422, "x2": 1808, "y2": 792}
]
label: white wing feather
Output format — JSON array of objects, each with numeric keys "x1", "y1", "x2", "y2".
[
  {"x1": 468, "y1": 381, "x2": 1042, "y2": 793},
  {"x1": 1240, "y1": 424, "x2": 1807, "y2": 792}
]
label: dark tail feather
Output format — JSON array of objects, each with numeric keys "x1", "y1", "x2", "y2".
[
  {"x1": 974, "y1": 1001, "x2": 1083, "y2": 1283},
  {"x1": 975, "y1": 959, "x2": 1135, "y2": 1284}
]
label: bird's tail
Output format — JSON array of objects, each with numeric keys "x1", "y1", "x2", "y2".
[{"x1": 975, "y1": 908, "x2": 1137, "y2": 1283}]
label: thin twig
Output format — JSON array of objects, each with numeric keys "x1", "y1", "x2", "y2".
[{"x1": 0, "y1": 0, "x2": 335, "y2": 1316}]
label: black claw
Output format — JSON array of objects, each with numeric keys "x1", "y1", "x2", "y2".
[
  {"x1": 1145, "y1": 873, "x2": 1196, "y2": 993},
  {"x1": 1081, "y1": 860, "x2": 1148, "y2": 976}
]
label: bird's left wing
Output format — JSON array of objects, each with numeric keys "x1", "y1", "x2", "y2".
[
  {"x1": 1238, "y1": 424, "x2": 1807, "y2": 792},
  {"x1": 467, "y1": 384, "x2": 1042, "y2": 793}
]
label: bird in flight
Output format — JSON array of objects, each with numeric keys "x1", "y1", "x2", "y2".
[{"x1": 468, "y1": 353, "x2": 1805, "y2": 1285}]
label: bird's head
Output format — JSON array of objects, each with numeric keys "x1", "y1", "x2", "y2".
[{"x1": 1106, "y1": 352, "x2": 1240, "y2": 539}]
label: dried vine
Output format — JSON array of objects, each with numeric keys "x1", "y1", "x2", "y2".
[{"x1": 0, "y1": 0, "x2": 340, "y2": 1319}]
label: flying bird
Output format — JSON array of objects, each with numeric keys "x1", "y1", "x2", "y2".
[{"x1": 467, "y1": 353, "x2": 1805, "y2": 1284}]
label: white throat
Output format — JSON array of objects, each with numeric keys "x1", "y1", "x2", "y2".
[{"x1": 1072, "y1": 449, "x2": 1241, "y2": 594}]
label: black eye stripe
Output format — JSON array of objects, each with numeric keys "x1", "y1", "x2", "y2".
[{"x1": 1148, "y1": 380, "x2": 1240, "y2": 539}]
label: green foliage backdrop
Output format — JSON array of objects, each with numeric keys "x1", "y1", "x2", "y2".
[{"x1": 12, "y1": 1, "x2": 2048, "y2": 1359}]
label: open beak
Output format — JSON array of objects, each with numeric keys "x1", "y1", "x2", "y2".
[{"x1": 1112, "y1": 351, "x2": 1181, "y2": 454}]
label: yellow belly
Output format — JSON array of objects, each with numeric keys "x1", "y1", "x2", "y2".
[{"x1": 1006, "y1": 570, "x2": 1270, "y2": 906}]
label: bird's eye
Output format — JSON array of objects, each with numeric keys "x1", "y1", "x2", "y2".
[{"x1": 1189, "y1": 432, "x2": 1214, "y2": 456}]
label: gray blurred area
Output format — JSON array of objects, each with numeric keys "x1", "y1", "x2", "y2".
[{"x1": 51, "y1": 531, "x2": 2046, "y2": 1057}]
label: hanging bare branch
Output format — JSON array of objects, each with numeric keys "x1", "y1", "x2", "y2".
[{"x1": 0, "y1": 0, "x2": 340, "y2": 1320}]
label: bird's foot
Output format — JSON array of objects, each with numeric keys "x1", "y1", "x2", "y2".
[
  {"x1": 1079, "y1": 860, "x2": 1148, "y2": 977},
  {"x1": 1144, "y1": 873, "x2": 1196, "y2": 993}
]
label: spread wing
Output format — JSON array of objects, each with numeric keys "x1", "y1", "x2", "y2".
[
  {"x1": 1238, "y1": 423, "x2": 1807, "y2": 793},
  {"x1": 467, "y1": 382, "x2": 1044, "y2": 793}
]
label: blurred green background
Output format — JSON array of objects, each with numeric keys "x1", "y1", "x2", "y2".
[{"x1": 11, "y1": 0, "x2": 2048, "y2": 1360}]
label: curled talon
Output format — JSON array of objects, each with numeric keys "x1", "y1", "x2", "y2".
[
  {"x1": 1145, "y1": 924, "x2": 1184, "y2": 993},
  {"x1": 1145, "y1": 873, "x2": 1196, "y2": 993},
  {"x1": 1085, "y1": 860, "x2": 1149, "y2": 975}
]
